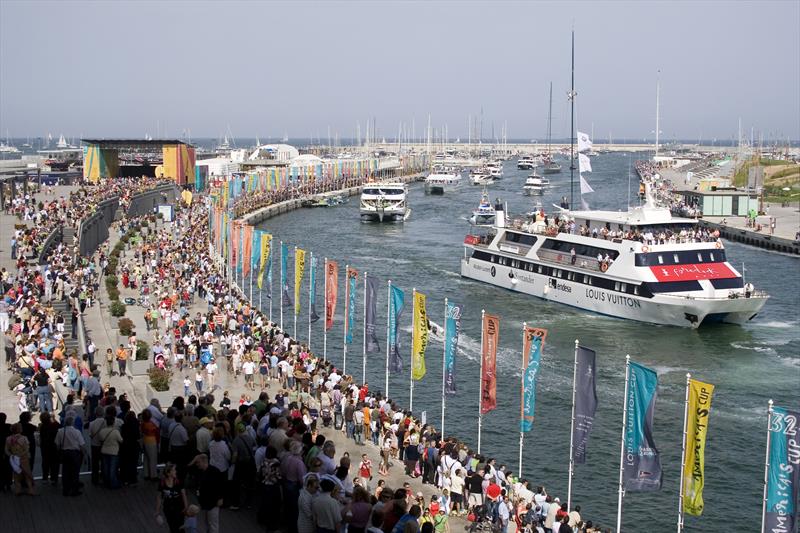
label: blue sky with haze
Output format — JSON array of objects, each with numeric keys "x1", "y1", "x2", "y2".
[{"x1": 1, "y1": 0, "x2": 798, "y2": 142}]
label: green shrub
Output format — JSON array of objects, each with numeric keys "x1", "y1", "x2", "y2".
[
  {"x1": 147, "y1": 366, "x2": 172, "y2": 391},
  {"x1": 107, "y1": 287, "x2": 120, "y2": 301},
  {"x1": 117, "y1": 317, "x2": 134, "y2": 335},
  {"x1": 110, "y1": 300, "x2": 126, "y2": 317},
  {"x1": 136, "y1": 340, "x2": 150, "y2": 361},
  {"x1": 105, "y1": 274, "x2": 118, "y2": 287},
  {"x1": 120, "y1": 234, "x2": 130, "y2": 244}
]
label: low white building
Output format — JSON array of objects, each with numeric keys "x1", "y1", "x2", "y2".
[
  {"x1": 195, "y1": 156, "x2": 240, "y2": 177},
  {"x1": 248, "y1": 144, "x2": 299, "y2": 162}
]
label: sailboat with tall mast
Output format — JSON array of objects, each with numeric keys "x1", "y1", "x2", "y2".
[{"x1": 542, "y1": 82, "x2": 562, "y2": 174}]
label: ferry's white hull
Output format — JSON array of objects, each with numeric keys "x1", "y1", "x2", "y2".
[
  {"x1": 360, "y1": 206, "x2": 407, "y2": 222},
  {"x1": 425, "y1": 181, "x2": 461, "y2": 194},
  {"x1": 460, "y1": 257, "x2": 767, "y2": 328}
]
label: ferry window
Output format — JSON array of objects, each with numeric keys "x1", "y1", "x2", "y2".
[
  {"x1": 673, "y1": 254, "x2": 680, "y2": 263},
  {"x1": 614, "y1": 282, "x2": 620, "y2": 291},
  {"x1": 709, "y1": 252, "x2": 715, "y2": 261},
  {"x1": 583, "y1": 275, "x2": 589, "y2": 284},
  {"x1": 621, "y1": 283, "x2": 627, "y2": 292},
  {"x1": 538, "y1": 265, "x2": 543, "y2": 274},
  {"x1": 697, "y1": 252, "x2": 703, "y2": 262},
  {"x1": 633, "y1": 286, "x2": 640, "y2": 295},
  {"x1": 657, "y1": 255, "x2": 664, "y2": 265}
]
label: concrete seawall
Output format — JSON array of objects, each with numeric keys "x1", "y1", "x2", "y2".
[
  {"x1": 699, "y1": 220, "x2": 800, "y2": 255},
  {"x1": 241, "y1": 173, "x2": 424, "y2": 226}
]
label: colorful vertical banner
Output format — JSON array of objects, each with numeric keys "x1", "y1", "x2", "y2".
[
  {"x1": 623, "y1": 361, "x2": 663, "y2": 491},
  {"x1": 242, "y1": 225, "x2": 253, "y2": 277},
  {"x1": 443, "y1": 302, "x2": 462, "y2": 395},
  {"x1": 389, "y1": 285, "x2": 405, "y2": 372},
  {"x1": 682, "y1": 379, "x2": 715, "y2": 516},
  {"x1": 257, "y1": 233, "x2": 272, "y2": 289},
  {"x1": 520, "y1": 326, "x2": 547, "y2": 432},
  {"x1": 572, "y1": 346, "x2": 598, "y2": 464},
  {"x1": 764, "y1": 405, "x2": 800, "y2": 531},
  {"x1": 480, "y1": 313, "x2": 500, "y2": 414},
  {"x1": 251, "y1": 229, "x2": 261, "y2": 276},
  {"x1": 411, "y1": 291, "x2": 428, "y2": 380},
  {"x1": 294, "y1": 248, "x2": 306, "y2": 315},
  {"x1": 344, "y1": 267, "x2": 358, "y2": 344},
  {"x1": 325, "y1": 260, "x2": 339, "y2": 331},
  {"x1": 309, "y1": 254, "x2": 320, "y2": 323},
  {"x1": 281, "y1": 243, "x2": 292, "y2": 307},
  {"x1": 231, "y1": 221, "x2": 240, "y2": 268},
  {"x1": 365, "y1": 274, "x2": 380, "y2": 353}
]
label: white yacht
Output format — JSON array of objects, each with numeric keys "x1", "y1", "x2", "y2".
[
  {"x1": 487, "y1": 160, "x2": 503, "y2": 179},
  {"x1": 360, "y1": 182, "x2": 409, "y2": 222},
  {"x1": 460, "y1": 184, "x2": 769, "y2": 328},
  {"x1": 470, "y1": 167, "x2": 495, "y2": 186},
  {"x1": 425, "y1": 168, "x2": 462, "y2": 194},
  {"x1": 517, "y1": 156, "x2": 536, "y2": 170},
  {"x1": 523, "y1": 175, "x2": 549, "y2": 196},
  {"x1": 469, "y1": 189, "x2": 496, "y2": 227}
]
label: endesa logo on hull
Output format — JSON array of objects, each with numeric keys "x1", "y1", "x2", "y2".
[{"x1": 649, "y1": 263, "x2": 737, "y2": 282}]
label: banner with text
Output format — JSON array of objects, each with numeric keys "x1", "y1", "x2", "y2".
[{"x1": 480, "y1": 313, "x2": 500, "y2": 414}]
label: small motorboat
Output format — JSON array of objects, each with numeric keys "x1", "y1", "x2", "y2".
[{"x1": 469, "y1": 189, "x2": 496, "y2": 227}]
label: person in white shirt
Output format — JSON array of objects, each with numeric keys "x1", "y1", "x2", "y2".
[{"x1": 242, "y1": 359, "x2": 256, "y2": 390}]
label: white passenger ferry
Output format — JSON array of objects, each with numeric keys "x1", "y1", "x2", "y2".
[
  {"x1": 460, "y1": 186, "x2": 769, "y2": 327},
  {"x1": 425, "y1": 169, "x2": 462, "y2": 195},
  {"x1": 359, "y1": 182, "x2": 409, "y2": 222}
]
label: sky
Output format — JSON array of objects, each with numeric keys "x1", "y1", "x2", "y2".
[{"x1": 1, "y1": 0, "x2": 798, "y2": 142}]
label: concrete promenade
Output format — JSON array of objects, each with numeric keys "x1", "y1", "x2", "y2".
[{"x1": 658, "y1": 166, "x2": 800, "y2": 255}]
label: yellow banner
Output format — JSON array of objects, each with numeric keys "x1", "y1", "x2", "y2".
[
  {"x1": 294, "y1": 249, "x2": 306, "y2": 315},
  {"x1": 257, "y1": 233, "x2": 272, "y2": 289},
  {"x1": 411, "y1": 291, "x2": 428, "y2": 380},
  {"x1": 682, "y1": 378, "x2": 715, "y2": 516}
]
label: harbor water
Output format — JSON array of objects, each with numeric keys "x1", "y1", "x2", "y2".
[{"x1": 253, "y1": 153, "x2": 799, "y2": 532}]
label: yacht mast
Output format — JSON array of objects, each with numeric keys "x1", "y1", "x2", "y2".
[
  {"x1": 655, "y1": 72, "x2": 660, "y2": 158},
  {"x1": 569, "y1": 30, "x2": 575, "y2": 209}
]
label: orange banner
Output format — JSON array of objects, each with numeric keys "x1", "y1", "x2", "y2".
[
  {"x1": 242, "y1": 225, "x2": 253, "y2": 277},
  {"x1": 480, "y1": 313, "x2": 500, "y2": 414},
  {"x1": 325, "y1": 260, "x2": 339, "y2": 331},
  {"x1": 231, "y1": 222, "x2": 240, "y2": 267}
]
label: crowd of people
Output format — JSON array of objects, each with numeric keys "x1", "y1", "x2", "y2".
[
  {"x1": 2, "y1": 177, "x2": 608, "y2": 533},
  {"x1": 231, "y1": 174, "x2": 383, "y2": 218},
  {"x1": 6, "y1": 176, "x2": 171, "y2": 265}
]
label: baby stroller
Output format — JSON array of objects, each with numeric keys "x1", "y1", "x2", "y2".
[
  {"x1": 321, "y1": 407, "x2": 332, "y2": 427},
  {"x1": 465, "y1": 504, "x2": 499, "y2": 533}
]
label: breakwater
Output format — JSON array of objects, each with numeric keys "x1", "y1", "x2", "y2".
[{"x1": 700, "y1": 220, "x2": 800, "y2": 255}]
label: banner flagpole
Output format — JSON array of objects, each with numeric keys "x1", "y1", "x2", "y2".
[
  {"x1": 519, "y1": 322, "x2": 526, "y2": 477},
  {"x1": 385, "y1": 280, "x2": 391, "y2": 397},
  {"x1": 409, "y1": 288, "x2": 416, "y2": 413},
  {"x1": 760, "y1": 399, "x2": 774, "y2": 533},
  {"x1": 677, "y1": 372, "x2": 691, "y2": 533},
  {"x1": 279, "y1": 240, "x2": 283, "y2": 331},
  {"x1": 343, "y1": 264, "x2": 349, "y2": 375},
  {"x1": 478, "y1": 309, "x2": 485, "y2": 454},
  {"x1": 323, "y1": 258, "x2": 328, "y2": 362},
  {"x1": 308, "y1": 251, "x2": 312, "y2": 350},
  {"x1": 441, "y1": 297, "x2": 448, "y2": 438},
  {"x1": 249, "y1": 263, "x2": 253, "y2": 305},
  {"x1": 294, "y1": 246, "x2": 298, "y2": 340},
  {"x1": 362, "y1": 271, "x2": 367, "y2": 385},
  {"x1": 567, "y1": 338, "x2": 579, "y2": 510},
  {"x1": 616, "y1": 355, "x2": 632, "y2": 533}
]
